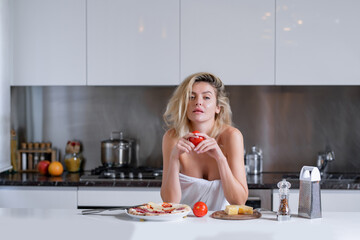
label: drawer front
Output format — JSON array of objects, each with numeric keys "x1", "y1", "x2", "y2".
[
  {"x1": 0, "y1": 186, "x2": 78, "y2": 209},
  {"x1": 78, "y1": 187, "x2": 162, "y2": 207}
]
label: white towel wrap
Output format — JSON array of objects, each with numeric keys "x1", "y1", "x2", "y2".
[{"x1": 179, "y1": 173, "x2": 229, "y2": 211}]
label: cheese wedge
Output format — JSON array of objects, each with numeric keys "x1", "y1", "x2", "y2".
[
  {"x1": 224, "y1": 204, "x2": 253, "y2": 215},
  {"x1": 225, "y1": 205, "x2": 240, "y2": 215},
  {"x1": 238, "y1": 205, "x2": 253, "y2": 215}
]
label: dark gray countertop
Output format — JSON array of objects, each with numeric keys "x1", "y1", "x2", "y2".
[{"x1": 0, "y1": 171, "x2": 359, "y2": 189}]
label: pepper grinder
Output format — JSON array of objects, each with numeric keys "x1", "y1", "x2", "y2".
[{"x1": 277, "y1": 179, "x2": 291, "y2": 221}]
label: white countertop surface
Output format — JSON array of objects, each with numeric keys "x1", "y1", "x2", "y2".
[{"x1": 0, "y1": 208, "x2": 359, "y2": 240}]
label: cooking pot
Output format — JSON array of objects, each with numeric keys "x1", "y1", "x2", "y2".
[{"x1": 101, "y1": 131, "x2": 132, "y2": 167}]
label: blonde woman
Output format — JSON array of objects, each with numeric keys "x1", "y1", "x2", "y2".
[{"x1": 161, "y1": 72, "x2": 248, "y2": 210}]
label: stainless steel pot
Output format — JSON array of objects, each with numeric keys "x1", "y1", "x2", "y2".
[
  {"x1": 101, "y1": 131, "x2": 131, "y2": 167},
  {"x1": 113, "y1": 138, "x2": 130, "y2": 166}
]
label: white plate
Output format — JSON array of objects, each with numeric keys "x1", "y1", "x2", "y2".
[{"x1": 125, "y1": 208, "x2": 191, "y2": 221}]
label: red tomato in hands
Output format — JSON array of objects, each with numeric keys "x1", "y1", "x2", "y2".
[
  {"x1": 193, "y1": 201, "x2": 208, "y2": 217},
  {"x1": 188, "y1": 131, "x2": 205, "y2": 147}
]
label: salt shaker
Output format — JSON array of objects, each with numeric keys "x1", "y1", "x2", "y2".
[{"x1": 277, "y1": 179, "x2": 291, "y2": 221}]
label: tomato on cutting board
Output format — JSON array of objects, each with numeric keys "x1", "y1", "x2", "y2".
[
  {"x1": 188, "y1": 131, "x2": 205, "y2": 147},
  {"x1": 193, "y1": 201, "x2": 208, "y2": 217}
]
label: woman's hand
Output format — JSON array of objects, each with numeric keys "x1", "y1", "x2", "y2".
[
  {"x1": 170, "y1": 133, "x2": 195, "y2": 160},
  {"x1": 192, "y1": 132, "x2": 226, "y2": 161}
]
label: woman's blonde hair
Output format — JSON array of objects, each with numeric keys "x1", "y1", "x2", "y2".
[{"x1": 163, "y1": 72, "x2": 232, "y2": 138}]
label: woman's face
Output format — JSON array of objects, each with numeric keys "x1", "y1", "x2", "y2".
[{"x1": 186, "y1": 81, "x2": 220, "y2": 124}]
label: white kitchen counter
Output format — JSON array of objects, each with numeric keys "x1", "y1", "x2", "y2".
[{"x1": 0, "y1": 208, "x2": 359, "y2": 240}]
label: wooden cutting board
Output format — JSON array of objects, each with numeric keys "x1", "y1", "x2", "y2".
[{"x1": 211, "y1": 210, "x2": 261, "y2": 220}]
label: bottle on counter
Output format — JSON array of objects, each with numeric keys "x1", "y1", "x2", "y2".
[
  {"x1": 45, "y1": 142, "x2": 52, "y2": 161},
  {"x1": 277, "y1": 179, "x2": 291, "y2": 221},
  {"x1": 40, "y1": 142, "x2": 46, "y2": 161},
  {"x1": 21, "y1": 142, "x2": 27, "y2": 171},
  {"x1": 27, "y1": 142, "x2": 34, "y2": 170},
  {"x1": 33, "y1": 142, "x2": 40, "y2": 169},
  {"x1": 10, "y1": 130, "x2": 18, "y2": 171}
]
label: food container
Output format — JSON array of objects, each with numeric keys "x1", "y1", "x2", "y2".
[
  {"x1": 64, "y1": 153, "x2": 82, "y2": 172},
  {"x1": 64, "y1": 141, "x2": 83, "y2": 172},
  {"x1": 246, "y1": 146, "x2": 263, "y2": 175}
]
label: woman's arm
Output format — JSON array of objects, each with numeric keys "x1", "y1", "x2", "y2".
[
  {"x1": 160, "y1": 130, "x2": 194, "y2": 203},
  {"x1": 194, "y1": 128, "x2": 248, "y2": 204}
]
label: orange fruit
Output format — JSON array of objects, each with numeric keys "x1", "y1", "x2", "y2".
[{"x1": 48, "y1": 161, "x2": 64, "y2": 176}]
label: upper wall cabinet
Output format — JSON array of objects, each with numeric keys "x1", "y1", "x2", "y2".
[
  {"x1": 276, "y1": 0, "x2": 360, "y2": 85},
  {"x1": 11, "y1": 0, "x2": 86, "y2": 86},
  {"x1": 181, "y1": 0, "x2": 275, "y2": 85},
  {"x1": 87, "y1": 0, "x2": 179, "y2": 85}
]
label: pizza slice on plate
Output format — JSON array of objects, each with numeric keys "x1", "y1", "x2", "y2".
[{"x1": 128, "y1": 202, "x2": 191, "y2": 216}]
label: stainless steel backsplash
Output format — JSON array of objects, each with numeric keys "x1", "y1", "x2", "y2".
[{"x1": 11, "y1": 86, "x2": 360, "y2": 172}]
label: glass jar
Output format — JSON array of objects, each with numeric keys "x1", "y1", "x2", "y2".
[
  {"x1": 64, "y1": 153, "x2": 82, "y2": 173},
  {"x1": 246, "y1": 146, "x2": 263, "y2": 175}
]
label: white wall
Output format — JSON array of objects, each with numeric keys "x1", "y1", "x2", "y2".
[{"x1": 0, "y1": 0, "x2": 11, "y2": 172}]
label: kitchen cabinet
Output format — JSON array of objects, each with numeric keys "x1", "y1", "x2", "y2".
[
  {"x1": 248, "y1": 189, "x2": 272, "y2": 210},
  {"x1": 276, "y1": 0, "x2": 360, "y2": 85},
  {"x1": 181, "y1": 0, "x2": 275, "y2": 85},
  {"x1": 272, "y1": 189, "x2": 360, "y2": 213},
  {"x1": 77, "y1": 187, "x2": 162, "y2": 207},
  {"x1": 11, "y1": 0, "x2": 86, "y2": 86},
  {"x1": 87, "y1": 0, "x2": 179, "y2": 85},
  {"x1": 0, "y1": 0, "x2": 11, "y2": 173},
  {"x1": 0, "y1": 186, "x2": 78, "y2": 209},
  {"x1": 10, "y1": 0, "x2": 359, "y2": 86}
]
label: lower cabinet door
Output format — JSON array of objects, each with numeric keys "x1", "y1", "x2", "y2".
[
  {"x1": 0, "y1": 186, "x2": 78, "y2": 209},
  {"x1": 77, "y1": 187, "x2": 162, "y2": 207}
]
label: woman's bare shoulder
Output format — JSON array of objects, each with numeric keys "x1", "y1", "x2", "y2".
[
  {"x1": 164, "y1": 128, "x2": 176, "y2": 138},
  {"x1": 220, "y1": 125, "x2": 243, "y2": 138},
  {"x1": 218, "y1": 125, "x2": 243, "y2": 146},
  {"x1": 163, "y1": 129, "x2": 178, "y2": 143}
]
